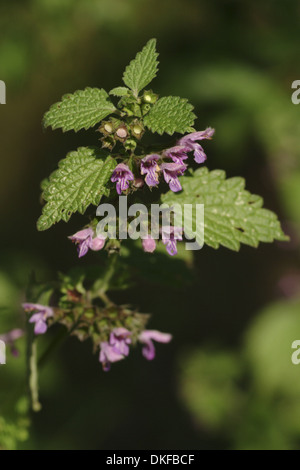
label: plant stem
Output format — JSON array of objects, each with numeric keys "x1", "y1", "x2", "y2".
[
  {"x1": 28, "y1": 341, "x2": 42, "y2": 412},
  {"x1": 92, "y1": 253, "x2": 118, "y2": 301},
  {"x1": 98, "y1": 291, "x2": 114, "y2": 308}
]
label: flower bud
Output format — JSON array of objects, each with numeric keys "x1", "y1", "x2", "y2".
[
  {"x1": 142, "y1": 90, "x2": 158, "y2": 104},
  {"x1": 142, "y1": 237, "x2": 156, "y2": 253},
  {"x1": 90, "y1": 236, "x2": 105, "y2": 251},
  {"x1": 115, "y1": 125, "x2": 128, "y2": 142},
  {"x1": 98, "y1": 119, "x2": 119, "y2": 136},
  {"x1": 133, "y1": 178, "x2": 144, "y2": 189},
  {"x1": 124, "y1": 138, "x2": 137, "y2": 151},
  {"x1": 104, "y1": 123, "x2": 114, "y2": 133},
  {"x1": 130, "y1": 121, "x2": 145, "y2": 140},
  {"x1": 142, "y1": 103, "x2": 151, "y2": 115}
]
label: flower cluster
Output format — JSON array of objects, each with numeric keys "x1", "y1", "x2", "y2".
[
  {"x1": 69, "y1": 227, "x2": 182, "y2": 258},
  {"x1": 110, "y1": 128, "x2": 214, "y2": 195},
  {"x1": 99, "y1": 328, "x2": 172, "y2": 371},
  {"x1": 22, "y1": 303, "x2": 172, "y2": 372},
  {"x1": 68, "y1": 228, "x2": 105, "y2": 258},
  {"x1": 67, "y1": 129, "x2": 214, "y2": 259}
]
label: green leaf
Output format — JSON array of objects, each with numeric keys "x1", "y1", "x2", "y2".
[
  {"x1": 109, "y1": 86, "x2": 129, "y2": 97},
  {"x1": 144, "y1": 96, "x2": 196, "y2": 135},
  {"x1": 43, "y1": 88, "x2": 116, "y2": 132},
  {"x1": 37, "y1": 147, "x2": 116, "y2": 231},
  {"x1": 123, "y1": 39, "x2": 159, "y2": 96},
  {"x1": 161, "y1": 167, "x2": 288, "y2": 251}
]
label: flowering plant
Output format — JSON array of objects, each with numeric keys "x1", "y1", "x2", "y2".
[{"x1": 3, "y1": 39, "x2": 287, "y2": 410}]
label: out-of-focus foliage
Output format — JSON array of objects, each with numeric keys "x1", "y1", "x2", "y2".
[
  {"x1": 179, "y1": 297, "x2": 300, "y2": 450},
  {"x1": 0, "y1": 398, "x2": 30, "y2": 450}
]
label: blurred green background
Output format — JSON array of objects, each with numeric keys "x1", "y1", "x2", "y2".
[{"x1": 1, "y1": 0, "x2": 300, "y2": 450}]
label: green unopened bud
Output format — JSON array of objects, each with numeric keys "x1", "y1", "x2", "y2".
[
  {"x1": 133, "y1": 125, "x2": 142, "y2": 135},
  {"x1": 130, "y1": 121, "x2": 144, "y2": 140},
  {"x1": 142, "y1": 103, "x2": 151, "y2": 115},
  {"x1": 98, "y1": 118, "x2": 121, "y2": 136},
  {"x1": 104, "y1": 123, "x2": 114, "y2": 133},
  {"x1": 142, "y1": 90, "x2": 158, "y2": 104},
  {"x1": 124, "y1": 138, "x2": 137, "y2": 151},
  {"x1": 122, "y1": 106, "x2": 134, "y2": 117}
]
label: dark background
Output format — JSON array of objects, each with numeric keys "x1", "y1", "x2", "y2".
[{"x1": 1, "y1": 0, "x2": 300, "y2": 450}]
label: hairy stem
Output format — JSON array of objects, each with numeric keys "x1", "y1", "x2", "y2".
[
  {"x1": 92, "y1": 253, "x2": 118, "y2": 300},
  {"x1": 28, "y1": 341, "x2": 42, "y2": 412}
]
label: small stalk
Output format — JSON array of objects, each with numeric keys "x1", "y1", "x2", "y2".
[{"x1": 28, "y1": 341, "x2": 42, "y2": 412}]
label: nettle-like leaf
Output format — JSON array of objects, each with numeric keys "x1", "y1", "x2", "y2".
[
  {"x1": 161, "y1": 167, "x2": 288, "y2": 251},
  {"x1": 123, "y1": 39, "x2": 159, "y2": 96},
  {"x1": 144, "y1": 96, "x2": 196, "y2": 135},
  {"x1": 109, "y1": 87, "x2": 129, "y2": 97},
  {"x1": 37, "y1": 147, "x2": 116, "y2": 231},
  {"x1": 43, "y1": 88, "x2": 116, "y2": 132}
]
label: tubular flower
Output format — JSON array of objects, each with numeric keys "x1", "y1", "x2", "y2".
[
  {"x1": 164, "y1": 145, "x2": 189, "y2": 166},
  {"x1": 68, "y1": 228, "x2": 105, "y2": 258},
  {"x1": 140, "y1": 154, "x2": 160, "y2": 187},
  {"x1": 178, "y1": 127, "x2": 215, "y2": 164},
  {"x1": 138, "y1": 330, "x2": 172, "y2": 360},
  {"x1": 111, "y1": 163, "x2": 134, "y2": 195},
  {"x1": 161, "y1": 162, "x2": 186, "y2": 192},
  {"x1": 99, "y1": 328, "x2": 131, "y2": 371},
  {"x1": 161, "y1": 226, "x2": 183, "y2": 256},
  {"x1": 22, "y1": 303, "x2": 54, "y2": 335}
]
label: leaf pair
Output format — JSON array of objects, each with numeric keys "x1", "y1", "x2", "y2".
[{"x1": 43, "y1": 39, "x2": 196, "y2": 136}]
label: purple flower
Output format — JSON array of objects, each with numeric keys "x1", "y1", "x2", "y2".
[
  {"x1": 111, "y1": 163, "x2": 134, "y2": 195},
  {"x1": 142, "y1": 236, "x2": 157, "y2": 253},
  {"x1": 68, "y1": 228, "x2": 105, "y2": 258},
  {"x1": 164, "y1": 145, "x2": 189, "y2": 166},
  {"x1": 90, "y1": 236, "x2": 105, "y2": 251},
  {"x1": 140, "y1": 154, "x2": 160, "y2": 187},
  {"x1": 22, "y1": 303, "x2": 54, "y2": 335},
  {"x1": 99, "y1": 342, "x2": 124, "y2": 371},
  {"x1": 0, "y1": 329, "x2": 24, "y2": 357},
  {"x1": 138, "y1": 329, "x2": 172, "y2": 360},
  {"x1": 162, "y1": 226, "x2": 183, "y2": 256},
  {"x1": 178, "y1": 127, "x2": 215, "y2": 164},
  {"x1": 161, "y1": 162, "x2": 186, "y2": 192},
  {"x1": 99, "y1": 328, "x2": 131, "y2": 371},
  {"x1": 110, "y1": 327, "x2": 131, "y2": 356}
]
